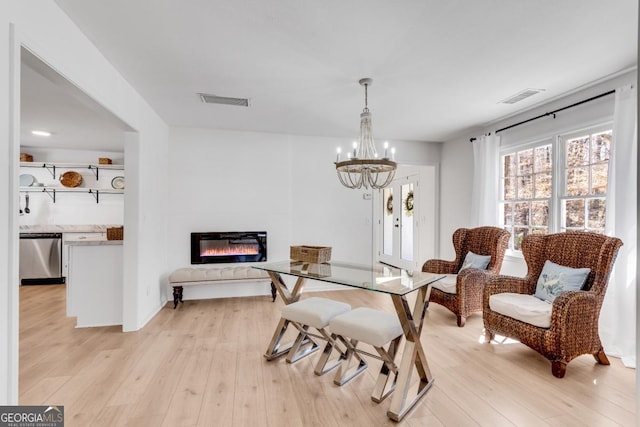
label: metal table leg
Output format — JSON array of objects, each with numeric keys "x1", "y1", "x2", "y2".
[
  {"x1": 387, "y1": 285, "x2": 434, "y2": 421},
  {"x1": 263, "y1": 272, "x2": 310, "y2": 361}
]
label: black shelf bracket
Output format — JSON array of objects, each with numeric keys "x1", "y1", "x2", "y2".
[
  {"x1": 88, "y1": 165, "x2": 100, "y2": 180},
  {"x1": 89, "y1": 189, "x2": 99, "y2": 203},
  {"x1": 43, "y1": 188, "x2": 56, "y2": 203},
  {"x1": 42, "y1": 163, "x2": 57, "y2": 179}
]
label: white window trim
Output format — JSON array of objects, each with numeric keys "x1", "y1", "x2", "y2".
[{"x1": 499, "y1": 121, "x2": 613, "y2": 255}]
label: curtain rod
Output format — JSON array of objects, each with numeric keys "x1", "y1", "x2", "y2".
[{"x1": 469, "y1": 89, "x2": 616, "y2": 142}]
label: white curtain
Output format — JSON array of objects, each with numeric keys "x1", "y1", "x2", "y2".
[
  {"x1": 470, "y1": 134, "x2": 501, "y2": 226},
  {"x1": 601, "y1": 84, "x2": 637, "y2": 368}
]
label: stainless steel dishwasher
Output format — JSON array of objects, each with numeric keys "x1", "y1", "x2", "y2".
[{"x1": 19, "y1": 232, "x2": 65, "y2": 285}]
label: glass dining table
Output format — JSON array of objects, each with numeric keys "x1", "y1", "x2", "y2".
[{"x1": 253, "y1": 260, "x2": 445, "y2": 422}]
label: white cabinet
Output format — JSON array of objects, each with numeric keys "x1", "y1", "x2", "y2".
[
  {"x1": 66, "y1": 241, "x2": 123, "y2": 327},
  {"x1": 62, "y1": 232, "x2": 107, "y2": 290}
]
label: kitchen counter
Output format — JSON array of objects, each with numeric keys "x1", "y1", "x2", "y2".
[
  {"x1": 65, "y1": 238, "x2": 123, "y2": 245},
  {"x1": 20, "y1": 224, "x2": 121, "y2": 233}
]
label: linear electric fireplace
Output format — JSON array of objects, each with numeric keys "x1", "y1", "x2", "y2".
[{"x1": 191, "y1": 231, "x2": 267, "y2": 264}]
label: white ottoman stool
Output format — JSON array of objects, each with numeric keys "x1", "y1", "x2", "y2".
[
  {"x1": 329, "y1": 307, "x2": 403, "y2": 403},
  {"x1": 280, "y1": 297, "x2": 351, "y2": 375}
]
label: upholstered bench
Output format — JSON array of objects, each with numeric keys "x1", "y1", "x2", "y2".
[{"x1": 169, "y1": 267, "x2": 275, "y2": 309}]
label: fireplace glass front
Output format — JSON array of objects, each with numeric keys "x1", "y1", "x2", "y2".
[{"x1": 191, "y1": 231, "x2": 267, "y2": 264}]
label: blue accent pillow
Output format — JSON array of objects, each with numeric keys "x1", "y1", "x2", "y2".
[
  {"x1": 534, "y1": 260, "x2": 591, "y2": 303},
  {"x1": 459, "y1": 251, "x2": 491, "y2": 272}
]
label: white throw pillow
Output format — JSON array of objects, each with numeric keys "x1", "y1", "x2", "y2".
[
  {"x1": 460, "y1": 251, "x2": 491, "y2": 272},
  {"x1": 534, "y1": 260, "x2": 591, "y2": 303}
]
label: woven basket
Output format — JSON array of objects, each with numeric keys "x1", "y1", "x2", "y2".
[
  {"x1": 290, "y1": 246, "x2": 332, "y2": 263},
  {"x1": 20, "y1": 153, "x2": 33, "y2": 162},
  {"x1": 98, "y1": 157, "x2": 112, "y2": 164},
  {"x1": 107, "y1": 227, "x2": 124, "y2": 240}
]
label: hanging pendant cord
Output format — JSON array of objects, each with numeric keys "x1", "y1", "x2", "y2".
[{"x1": 363, "y1": 83, "x2": 369, "y2": 112}]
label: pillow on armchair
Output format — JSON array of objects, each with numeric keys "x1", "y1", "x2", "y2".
[
  {"x1": 533, "y1": 260, "x2": 591, "y2": 303},
  {"x1": 433, "y1": 251, "x2": 492, "y2": 295},
  {"x1": 460, "y1": 251, "x2": 491, "y2": 272}
]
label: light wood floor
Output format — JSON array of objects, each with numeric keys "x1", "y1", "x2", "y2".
[{"x1": 19, "y1": 284, "x2": 635, "y2": 426}]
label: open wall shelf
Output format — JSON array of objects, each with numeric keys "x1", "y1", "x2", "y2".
[
  {"x1": 19, "y1": 187, "x2": 124, "y2": 203},
  {"x1": 20, "y1": 162, "x2": 124, "y2": 180}
]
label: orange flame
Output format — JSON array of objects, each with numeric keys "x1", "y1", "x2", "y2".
[{"x1": 201, "y1": 244, "x2": 259, "y2": 257}]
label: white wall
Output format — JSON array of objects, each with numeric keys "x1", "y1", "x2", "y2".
[
  {"x1": 440, "y1": 70, "x2": 637, "y2": 276},
  {"x1": 1, "y1": 0, "x2": 170, "y2": 404},
  {"x1": 168, "y1": 127, "x2": 440, "y2": 299}
]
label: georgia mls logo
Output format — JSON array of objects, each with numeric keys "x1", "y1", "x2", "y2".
[{"x1": 0, "y1": 405, "x2": 64, "y2": 427}]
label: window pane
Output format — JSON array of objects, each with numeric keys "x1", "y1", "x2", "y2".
[
  {"x1": 588, "y1": 198, "x2": 606, "y2": 230},
  {"x1": 514, "y1": 227, "x2": 528, "y2": 251},
  {"x1": 566, "y1": 136, "x2": 590, "y2": 167},
  {"x1": 534, "y1": 145, "x2": 552, "y2": 172},
  {"x1": 531, "y1": 227, "x2": 548, "y2": 235},
  {"x1": 518, "y1": 149, "x2": 534, "y2": 175},
  {"x1": 514, "y1": 202, "x2": 529, "y2": 226},
  {"x1": 566, "y1": 167, "x2": 589, "y2": 196},
  {"x1": 534, "y1": 172, "x2": 552, "y2": 198},
  {"x1": 503, "y1": 178, "x2": 515, "y2": 200},
  {"x1": 502, "y1": 154, "x2": 516, "y2": 177},
  {"x1": 591, "y1": 131, "x2": 611, "y2": 163},
  {"x1": 531, "y1": 201, "x2": 549, "y2": 226},
  {"x1": 383, "y1": 188, "x2": 393, "y2": 256},
  {"x1": 517, "y1": 174, "x2": 533, "y2": 199},
  {"x1": 564, "y1": 199, "x2": 585, "y2": 228},
  {"x1": 400, "y1": 184, "x2": 413, "y2": 262},
  {"x1": 502, "y1": 202, "x2": 513, "y2": 225},
  {"x1": 591, "y1": 163, "x2": 608, "y2": 195}
]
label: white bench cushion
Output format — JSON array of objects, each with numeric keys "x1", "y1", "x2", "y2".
[
  {"x1": 281, "y1": 297, "x2": 351, "y2": 329},
  {"x1": 489, "y1": 293, "x2": 552, "y2": 328},
  {"x1": 169, "y1": 267, "x2": 269, "y2": 284},
  {"x1": 431, "y1": 274, "x2": 458, "y2": 294},
  {"x1": 330, "y1": 307, "x2": 402, "y2": 348}
]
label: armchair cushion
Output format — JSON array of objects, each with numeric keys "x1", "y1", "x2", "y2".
[
  {"x1": 460, "y1": 251, "x2": 491, "y2": 271},
  {"x1": 534, "y1": 260, "x2": 591, "y2": 303},
  {"x1": 489, "y1": 293, "x2": 552, "y2": 328},
  {"x1": 431, "y1": 274, "x2": 458, "y2": 294}
]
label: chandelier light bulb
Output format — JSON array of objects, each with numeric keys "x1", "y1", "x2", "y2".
[{"x1": 336, "y1": 147, "x2": 342, "y2": 162}]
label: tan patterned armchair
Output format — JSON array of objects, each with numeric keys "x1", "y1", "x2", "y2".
[
  {"x1": 483, "y1": 231, "x2": 623, "y2": 378},
  {"x1": 422, "y1": 226, "x2": 510, "y2": 327}
]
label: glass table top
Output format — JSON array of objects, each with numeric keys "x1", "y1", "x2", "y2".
[{"x1": 253, "y1": 260, "x2": 445, "y2": 296}]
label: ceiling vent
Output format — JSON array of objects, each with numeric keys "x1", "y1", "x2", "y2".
[
  {"x1": 500, "y1": 88, "x2": 545, "y2": 105},
  {"x1": 199, "y1": 93, "x2": 249, "y2": 107}
]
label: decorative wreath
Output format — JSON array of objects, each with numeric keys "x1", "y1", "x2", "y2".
[
  {"x1": 386, "y1": 195, "x2": 393, "y2": 215},
  {"x1": 404, "y1": 191, "x2": 414, "y2": 216}
]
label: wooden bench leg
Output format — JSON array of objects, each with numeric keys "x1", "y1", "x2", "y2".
[{"x1": 172, "y1": 286, "x2": 183, "y2": 309}]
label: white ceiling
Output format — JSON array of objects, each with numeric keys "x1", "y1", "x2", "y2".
[
  {"x1": 26, "y1": 1, "x2": 638, "y2": 150},
  {"x1": 21, "y1": 49, "x2": 131, "y2": 151}
]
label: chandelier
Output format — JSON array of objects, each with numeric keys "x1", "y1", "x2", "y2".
[{"x1": 335, "y1": 78, "x2": 397, "y2": 189}]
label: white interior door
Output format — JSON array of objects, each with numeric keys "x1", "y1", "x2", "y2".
[
  {"x1": 376, "y1": 165, "x2": 438, "y2": 272},
  {"x1": 379, "y1": 176, "x2": 418, "y2": 270}
]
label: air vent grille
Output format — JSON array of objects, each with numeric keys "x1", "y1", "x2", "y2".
[
  {"x1": 199, "y1": 93, "x2": 249, "y2": 107},
  {"x1": 500, "y1": 88, "x2": 545, "y2": 105}
]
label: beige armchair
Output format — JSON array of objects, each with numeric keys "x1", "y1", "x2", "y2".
[
  {"x1": 483, "y1": 231, "x2": 623, "y2": 378},
  {"x1": 422, "y1": 226, "x2": 510, "y2": 327}
]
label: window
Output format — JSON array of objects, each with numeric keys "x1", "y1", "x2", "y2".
[{"x1": 499, "y1": 126, "x2": 612, "y2": 252}]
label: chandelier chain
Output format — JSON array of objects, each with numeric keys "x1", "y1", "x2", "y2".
[{"x1": 363, "y1": 82, "x2": 369, "y2": 112}]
